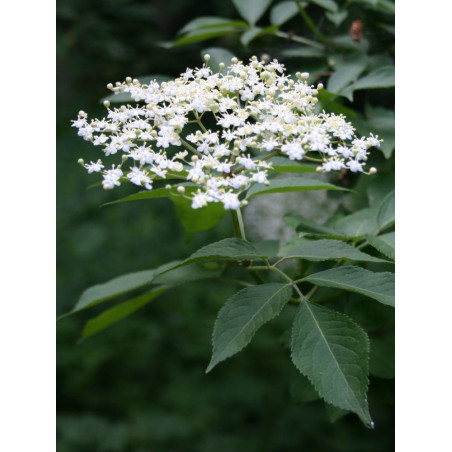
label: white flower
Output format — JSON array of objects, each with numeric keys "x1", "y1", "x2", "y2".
[
  {"x1": 74, "y1": 56, "x2": 379, "y2": 210},
  {"x1": 221, "y1": 192, "x2": 241, "y2": 210},
  {"x1": 347, "y1": 160, "x2": 364, "y2": 172},
  {"x1": 85, "y1": 160, "x2": 104, "y2": 173}
]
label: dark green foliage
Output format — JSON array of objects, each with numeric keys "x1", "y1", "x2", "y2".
[{"x1": 57, "y1": 0, "x2": 394, "y2": 449}]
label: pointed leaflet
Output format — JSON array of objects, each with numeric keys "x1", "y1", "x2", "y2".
[
  {"x1": 365, "y1": 232, "x2": 395, "y2": 261},
  {"x1": 283, "y1": 239, "x2": 389, "y2": 263},
  {"x1": 65, "y1": 260, "x2": 220, "y2": 317},
  {"x1": 302, "y1": 266, "x2": 395, "y2": 307},
  {"x1": 81, "y1": 289, "x2": 165, "y2": 340},
  {"x1": 207, "y1": 283, "x2": 292, "y2": 372},
  {"x1": 291, "y1": 301, "x2": 372, "y2": 427}
]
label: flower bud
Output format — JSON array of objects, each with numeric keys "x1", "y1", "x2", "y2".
[
  {"x1": 203, "y1": 54, "x2": 210, "y2": 62},
  {"x1": 165, "y1": 184, "x2": 172, "y2": 190},
  {"x1": 125, "y1": 77, "x2": 132, "y2": 84},
  {"x1": 177, "y1": 186, "x2": 186, "y2": 194},
  {"x1": 77, "y1": 159, "x2": 85, "y2": 165},
  {"x1": 231, "y1": 57, "x2": 238, "y2": 64},
  {"x1": 107, "y1": 83, "x2": 114, "y2": 90},
  {"x1": 369, "y1": 167, "x2": 377, "y2": 175},
  {"x1": 103, "y1": 100, "x2": 110, "y2": 108}
]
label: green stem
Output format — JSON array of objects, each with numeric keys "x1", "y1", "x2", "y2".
[
  {"x1": 230, "y1": 208, "x2": 247, "y2": 240},
  {"x1": 274, "y1": 30, "x2": 325, "y2": 49},
  {"x1": 295, "y1": 0, "x2": 328, "y2": 44},
  {"x1": 180, "y1": 138, "x2": 203, "y2": 157}
]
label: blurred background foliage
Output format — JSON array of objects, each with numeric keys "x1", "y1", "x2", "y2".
[{"x1": 57, "y1": 0, "x2": 394, "y2": 450}]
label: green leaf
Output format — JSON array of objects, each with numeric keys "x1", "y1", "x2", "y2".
[
  {"x1": 152, "y1": 262, "x2": 222, "y2": 288},
  {"x1": 291, "y1": 301, "x2": 372, "y2": 427},
  {"x1": 377, "y1": 190, "x2": 395, "y2": 231},
  {"x1": 325, "y1": 404, "x2": 349, "y2": 423},
  {"x1": 370, "y1": 335, "x2": 395, "y2": 379},
  {"x1": 331, "y1": 207, "x2": 379, "y2": 237},
  {"x1": 240, "y1": 27, "x2": 263, "y2": 46},
  {"x1": 252, "y1": 240, "x2": 280, "y2": 259},
  {"x1": 232, "y1": 0, "x2": 273, "y2": 25},
  {"x1": 343, "y1": 66, "x2": 395, "y2": 100},
  {"x1": 164, "y1": 238, "x2": 266, "y2": 273},
  {"x1": 71, "y1": 268, "x2": 161, "y2": 314},
  {"x1": 303, "y1": 266, "x2": 395, "y2": 306},
  {"x1": 170, "y1": 28, "x2": 241, "y2": 47},
  {"x1": 207, "y1": 283, "x2": 292, "y2": 372},
  {"x1": 365, "y1": 232, "x2": 395, "y2": 260},
  {"x1": 201, "y1": 47, "x2": 236, "y2": 73},
  {"x1": 290, "y1": 371, "x2": 320, "y2": 402},
  {"x1": 283, "y1": 239, "x2": 388, "y2": 263},
  {"x1": 179, "y1": 17, "x2": 248, "y2": 34},
  {"x1": 267, "y1": 156, "x2": 316, "y2": 173},
  {"x1": 279, "y1": 46, "x2": 325, "y2": 59},
  {"x1": 325, "y1": 10, "x2": 348, "y2": 26},
  {"x1": 81, "y1": 289, "x2": 165, "y2": 339},
  {"x1": 307, "y1": 0, "x2": 339, "y2": 13},
  {"x1": 327, "y1": 53, "x2": 368, "y2": 94},
  {"x1": 270, "y1": 1, "x2": 299, "y2": 25},
  {"x1": 102, "y1": 187, "x2": 173, "y2": 206},
  {"x1": 172, "y1": 195, "x2": 227, "y2": 240},
  {"x1": 246, "y1": 176, "x2": 346, "y2": 199}
]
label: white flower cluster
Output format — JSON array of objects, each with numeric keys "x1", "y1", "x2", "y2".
[{"x1": 72, "y1": 55, "x2": 380, "y2": 210}]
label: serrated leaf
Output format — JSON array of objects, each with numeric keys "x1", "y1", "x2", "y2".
[
  {"x1": 291, "y1": 301, "x2": 372, "y2": 426},
  {"x1": 207, "y1": 283, "x2": 292, "y2": 372},
  {"x1": 307, "y1": 0, "x2": 339, "y2": 12},
  {"x1": 179, "y1": 17, "x2": 248, "y2": 34},
  {"x1": 201, "y1": 47, "x2": 236, "y2": 73},
  {"x1": 303, "y1": 265, "x2": 394, "y2": 306},
  {"x1": 162, "y1": 238, "x2": 266, "y2": 274},
  {"x1": 232, "y1": 0, "x2": 273, "y2": 25},
  {"x1": 283, "y1": 239, "x2": 388, "y2": 263},
  {"x1": 246, "y1": 176, "x2": 346, "y2": 199},
  {"x1": 377, "y1": 190, "x2": 395, "y2": 231},
  {"x1": 270, "y1": 1, "x2": 299, "y2": 25},
  {"x1": 290, "y1": 371, "x2": 320, "y2": 402},
  {"x1": 365, "y1": 232, "x2": 395, "y2": 260},
  {"x1": 81, "y1": 289, "x2": 165, "y2": 339}
]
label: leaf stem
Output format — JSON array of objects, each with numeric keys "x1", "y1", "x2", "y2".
[
  {"x1": 274, "y1": 30, "x2": 325, "y2": 49},
  {"x1": 230, "y1": 208, "x2": 247, "y2": 240},
  {"x1": 295, "y1": 0, "x2": 328, "y2": 44}
]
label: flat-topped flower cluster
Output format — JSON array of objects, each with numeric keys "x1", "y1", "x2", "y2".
[{"x1": 72, "y1": 55, "x2": 380, "y2": 210}]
